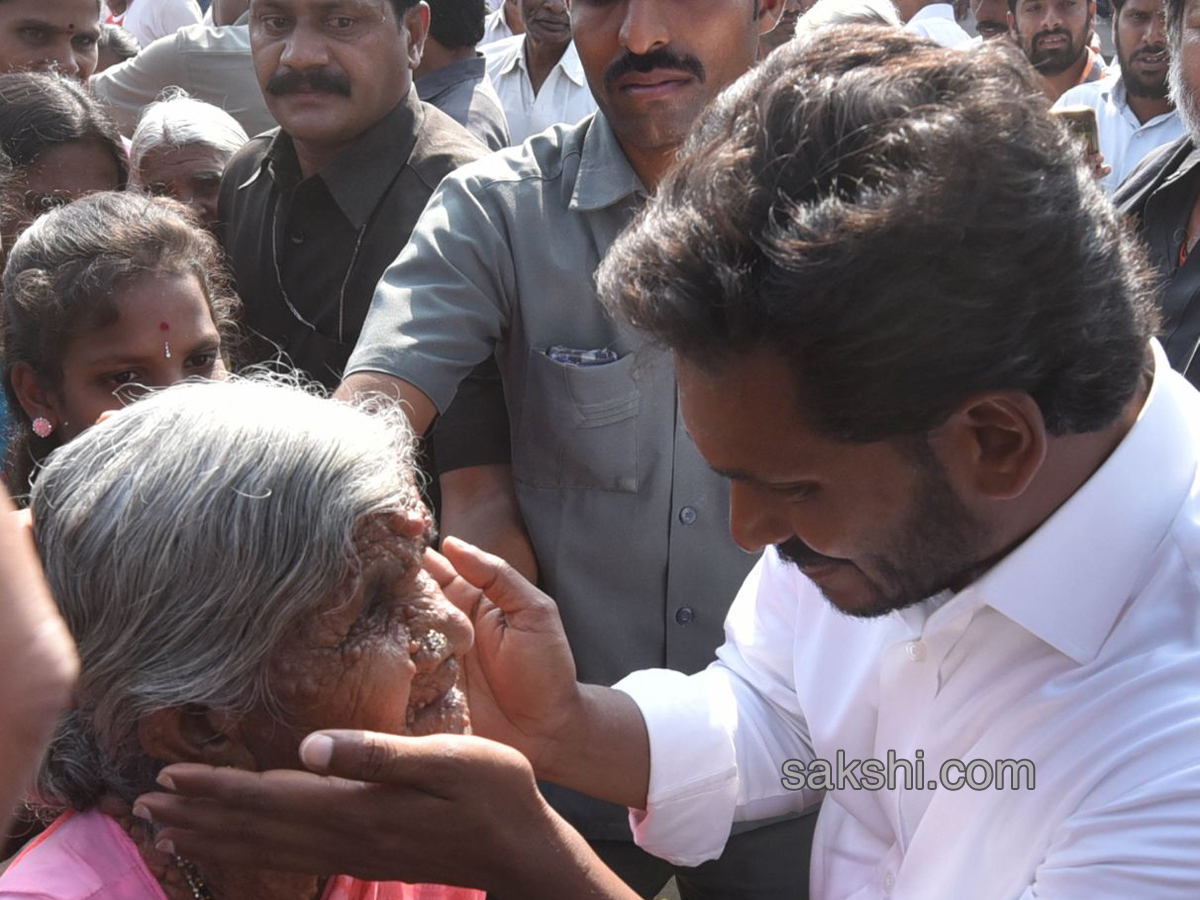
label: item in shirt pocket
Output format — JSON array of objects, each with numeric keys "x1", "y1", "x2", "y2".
[
  {"x1": 545, "y1": 346, "x2": 620, "y2": 367},
  {"x1": 1049, "y1": 106, "x2": 1100, "y2": 157}
]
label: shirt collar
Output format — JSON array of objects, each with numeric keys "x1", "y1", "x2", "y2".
[
  {"x1": 232, "y1": 9, "x2": 250, "y2": 24},
  {"x1": 955, "y1": 340, "x2": 1196, "y2": 664},
  {"x1": 259, "y1": 89, "x2": 422, "y2": 228},
  {"x1": 500, "y1": 36, "x2": 587, "y2": 86},
  {"x1": 909, "y1": 3, "x2": 955, "y2": 21},
  {"x1": 415, "y1": 54, "x2": 486, "y2": 102},
  {"x1": 569, "y1": 112, "x2": 647, "y2": 211}
]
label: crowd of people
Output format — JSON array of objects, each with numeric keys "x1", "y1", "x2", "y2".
[{"x1": 1, "y1": 0, "x2": 1200, "y2": 896}]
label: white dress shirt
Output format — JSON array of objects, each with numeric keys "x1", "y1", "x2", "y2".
[
  {"x1": 1054, "y1": 74, "x2": 1185, "y2": 193},
  {"x1": 904, "y1": 3, "x2": 973, "y2": 47},
  {"x1": 484, "y1": 35, "x2": 597, "y2": 145},
  {"x1": 480, "y1": 6, "x2": 515, "y2": 47},
  {"x1": 617, "y1": 340, "x2": 1200, "y2": 899},
  {"x1": 118, "y1": 0, "x2": 202, "y2": 49}
]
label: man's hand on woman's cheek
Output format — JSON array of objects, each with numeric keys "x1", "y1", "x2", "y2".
[{"x1": 131, "y1": 732, "x2": 612, "y2": 896}]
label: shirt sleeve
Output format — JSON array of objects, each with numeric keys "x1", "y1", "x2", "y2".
[
  {"x1": 345, "y1": 168, "x2": 516, "y2": 413},
  {"x1": 614, "y1": 549, "x2": 820, "y2": 866},
  {"x1": 89, "y1": 32, "x2": 186, "y2": 136},
  {"x1": 431, "y1": 356, "x2": 512, "y2": 471}
]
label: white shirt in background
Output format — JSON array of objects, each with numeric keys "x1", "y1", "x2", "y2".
[
  {"x1": 617, "y1": 339, "x2": 1200, "y2": 899},
  {"x1": 484, "y1": 36, "x2": 596, "y2": 145},
  {"x1": 480, "y1": 6, "x2": 515, "y2": 47},
  {"x1": 117, "y1": 0, "x2": 202, "y2": 48},
  {"x1": 904, "y1": 3, "x2": 973, "y2": 47},
  {"x1": 1054, "y1": 74, "x2": 1185, "y2": 192}
]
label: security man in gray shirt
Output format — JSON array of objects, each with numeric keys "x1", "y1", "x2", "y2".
[{"x1": 335, "y1": 0, "x2": 817, "y2": 894}]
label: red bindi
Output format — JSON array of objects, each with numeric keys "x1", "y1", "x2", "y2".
[{"x1": 159, "y1": 322, "x2": 170, "y2": 331}]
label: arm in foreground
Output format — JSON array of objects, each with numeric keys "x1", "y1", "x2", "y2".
[
  {"x1": 0, "y1": 486, "x2": 78, "y2": 832},
  {"x1": 136, "y1": 732, "x2": 640, "y2": 899}
]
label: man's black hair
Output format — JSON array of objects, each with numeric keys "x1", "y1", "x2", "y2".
[
  {"x1": 599, "y1": 27, "x2": 1159, "y2": 444},
  {"x1": 426, "y1": 0, "x2": 486, "y2": 46}
]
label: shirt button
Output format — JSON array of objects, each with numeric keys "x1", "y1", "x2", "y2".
[
  {"x1": 289, "y1": 229, "x2": 306, "y2": 245},
  {"x1": 905, "y1": 640, "x2": 926, "y2": 662},
  {"x1": 678, "y1": 506, "x2": 698, "y2": 525},
  {"x1": 882, "y1": 872, "x2": 896, "y2": 895},
  {"x1": 675, "y1": 607, "x2": 694, "y2": 625}
]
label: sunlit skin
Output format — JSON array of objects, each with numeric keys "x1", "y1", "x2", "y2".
[
  {"x1": 569, "y1": 0, "x2": 782, "y2": 190},
  {"x1": 4, "y1": 140, "x2": 122, "y2": 250},
  {"x1": 1009, "y1": 0, "x2": 1097, "y2": 100},
  {"x1": 248, "y1": 0, "x2": 429, "y2": 178},
  {"x1": 0, "y1": 0, "x2": 100, "y2": 80},
  {"x1": 133, "y1": 145, "x2": 231, "y2": 232},
  {"x1": 1113, "y1": 0, "x2": 1170, "y2": 121},
  {"x1": 675, "y1": 351, "x2": 1148, "y2": 618},
  {"x1": 129, "y1": 512, "x2": 473, "y2": 900},
  {"x1": 10, "y1": 272, "x2": 225, "y2": 441}
]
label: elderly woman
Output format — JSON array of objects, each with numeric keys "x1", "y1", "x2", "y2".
[
  {"x1": 0, "y1": 377, "x2": 481, "y2": 900},
  {"x1": 130, "y1": 93, "x2": 249, "y2": 231}
]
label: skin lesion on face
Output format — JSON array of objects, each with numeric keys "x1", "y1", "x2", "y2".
[{"x1": 262, "y1": 507, "x2": 470, "y2": 761}]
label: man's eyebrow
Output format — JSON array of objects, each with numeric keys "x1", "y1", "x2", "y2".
[{"x1": 710, "y1": 465, "x2": 759, "y2": 483}]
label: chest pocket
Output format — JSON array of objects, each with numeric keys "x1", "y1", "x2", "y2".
[{"x1": 512, "y1": 346, "x2": 639, "y2": 492}]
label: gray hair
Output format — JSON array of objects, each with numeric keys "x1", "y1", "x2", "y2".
[
  {"x1": 1168, "y1": 10, "x2": 1200, "y2": 142},
  {"x1": 32, "y1": 375, "x2": 423, "y2": 810},
  {"x1": 793, "y1": 0, "x2": 901, "y2": 33},
  {"x1": 129, "y1": 90, "x2": 249, "y2": 177}
]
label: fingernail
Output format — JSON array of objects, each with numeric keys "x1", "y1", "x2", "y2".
[
  {"x1": 155, "y1": 839, "x2": 175, "y2": 855},
  {"x1": 156, "y1": 771, "x2": 176, "y2": 791},
  {"x1": 132, "y1": 803, "x2": 152, "y2": 822},
  {"x1": 300, "y1": 733, "x2": 334, "y2": 770}
]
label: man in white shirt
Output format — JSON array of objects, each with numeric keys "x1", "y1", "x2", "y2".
[
  {"x1": 1054, "y1": 0, "x2": 1182, "y2": 190},
  {"x1": 483, "y1": 0, "x2": 595, "y2": 144},
  {"x1": 898, "y1": 0, "x2": 973, "y2": 45},
  {"x1": 91, "y1": 0, "x2": 276, "y2": 137},
  {"x1": 480, "y1": 0, "x2": 521, "y2": 46},
  {"x1": 132, "y1": 27, "x2": 1200, "y2": 900},
  {"x1": 105, "y1": 0, "x2": 202, "y2": 49}
]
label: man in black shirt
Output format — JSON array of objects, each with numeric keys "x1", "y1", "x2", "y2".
[
  {"x1": 219, "y1": 0, "x2": 485, "y2": 389},
  {"x1": 1114, "y1": 0, "x2": 1200, "y2": 385}
]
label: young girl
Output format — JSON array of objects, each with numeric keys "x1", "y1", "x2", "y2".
[{"x1": 1, "y1": 191, "x2": 241, "y2": 498}]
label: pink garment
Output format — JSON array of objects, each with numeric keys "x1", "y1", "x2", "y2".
[{"x1": 0, "y1": 809, "x2": 483, "y2": 900}]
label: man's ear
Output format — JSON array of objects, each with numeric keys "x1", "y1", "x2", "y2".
[
  {"x1": 757, "y1": 0, "x2": 786, "y2": 35},
  {"x1": 1007, "y1": 8, "x2": 1017, "y2": 32},
  {"x1": 139, "y1": 705, "x2": 258, "y2": 770},
  {"x1": 404, "y1": 1, "x2": 431, "y2": 70},
  {"x1": 930, "y1": 393, "x2": 1048, "y2": 502},
  {"x1": 9, "y1": 362, "x2": 62, "y2": 429}
]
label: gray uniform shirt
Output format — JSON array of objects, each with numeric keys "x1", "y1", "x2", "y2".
[
  {"x1": 415, "y1": 54, "x2": 510, "y2": 152},
  {"x1": 348, "y1": 113, "x2": 760, "y2": 836}
]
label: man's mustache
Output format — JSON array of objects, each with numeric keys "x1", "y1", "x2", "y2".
[
  {"x1": 776, "y1": 536, "x2": 846, "y2": 571},
  {"x1": 266, "y1": 69, "x2": 352, "y2": 97},
  {"x1": 603, "y1": 47, "x2": 706, "y2": 89}
]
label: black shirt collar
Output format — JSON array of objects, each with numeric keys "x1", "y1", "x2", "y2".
[{"x1": 259, "y1": 88, "x2": 423, "y2": 228}]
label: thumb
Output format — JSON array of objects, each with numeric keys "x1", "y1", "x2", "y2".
[
  {"x1": 300, "y1": 730, "x2": 462, "y2": 786},
  {"x1": 440, "y1": 535, "x2": 549, "y2": 619}
]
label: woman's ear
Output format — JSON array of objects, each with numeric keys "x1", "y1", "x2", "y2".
[
  {"x1": 9, "y1": 362, "x2": 63, "y2": 429},
  {"x1": 138, "y1": 705, "x2": 258, "y2": 770}
]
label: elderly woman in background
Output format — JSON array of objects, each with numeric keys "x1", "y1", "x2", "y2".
[
  {"x1": 0, "y1": 72, "x2": 127, "y2": 253},
  {"x1": 0, "y1": 377, "x2": 482, "y2": 900},
  {"x1": 129, "y1": 93, "x2": 249, "y2": 231}
]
